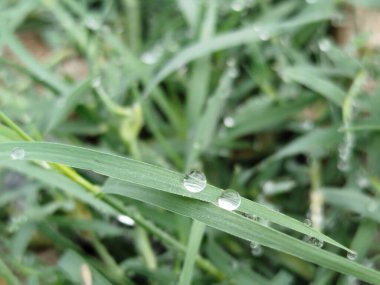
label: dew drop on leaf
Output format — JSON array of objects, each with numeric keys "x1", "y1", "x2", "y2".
[
  {"x1": 347, "y1": 251, "x2": 358, "y2": 261},
  {"x1": 183, "y1": 170, "x2": 207, "y2": 193},
  {"x1": 10, "y1": 148, "x2": 25, "y2": 160},
  {"x1": 218, "y1": 189, "x2": 241, "y2": 211}
]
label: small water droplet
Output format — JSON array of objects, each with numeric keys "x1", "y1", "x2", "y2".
[
  {"x1": 10, "y1": 148, "x2": 25, "y2": 160},
  {"x1": 318, "y1": 39, "x2": 331, "y2": 52},
  {"x1": 304, "y1": 236, "x2": 323, "y2": 248},
  {"x1": 193, "y1": 142, "x2": 201, "y2": 150},
  {"x1": 262, "y1": 179, "x2": 295, "y2": 195},
  {"x1": 301, "y1": 120, "x2": 314, "y2": 130},
  {"x1": 140, "y1": 52, "x2": 158, "y2": 65},
  {"x1": 304, "y1": 219, "x2": 312, "y2": 227},
  {"x1": 347, "y1": 251, "x2": 357, "y2": 261},
  {"x1": 223, "y1": 116, "x2": 235, "y2": 128},
  {"x1": 315, "y1": 239, "x2": 324, "y2": 248},
  {"x1": 337, "y1": 160, "x2": 350, "y2": 172},
  {"x1": 117, "y1": 215, "x2": 135, "y2": 226},
  {"x1": 367, "y1": 201, "x2": 378, "y2": 213},
  {"x1": 85, "y1": 17, "x2": 101, "y2": 30},
  {"x1": 92, "y1": 77, "x2": 102, "y2": 89},
  {"x1": 357, "y1": 176, "x2": 370, "y2": 188},
  {"x1": 230, "y1": 0, "x2": 244, "y2": 11},
  {"x1": 217, "y1": 189, "x2": 241, "y2": 211},
  {"x1": 251, "y1": 245, "x2": 263, "y2": 256},
  {"x1": 250, "y1": 241, "x2": 259, "y2": 249},
  {"x1": 140, "y1": 46, "x2": 163, "y2": 65},
  {"x1": 226, "y1": 58, "x2": 237, "y2": 68},
  {"x1": 227, "y1": 67, "x2": 239, "y2": 78},
  {"x1": 259, "y1": 32, "x2": 270, "y2": 41},
  {"x1": 40, "y1": 161, "x2": 51, "y2": 169},
  {"x1": 183, "y1": 170, "x2": 207, "y2": 193}
]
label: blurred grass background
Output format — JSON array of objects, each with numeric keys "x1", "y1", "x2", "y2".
[{"x1": 1, "y1": 0, "x2": 380, "y2": 284}]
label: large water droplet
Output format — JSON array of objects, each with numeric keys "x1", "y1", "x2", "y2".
[
  {"x1": 223, "y1": 116, "x2": 235, "y2": 128},
  {"x1": 10, "y1": 148, "x2": 25, "y2": 160},
  {"x1": 183, "y1": 170, "x2": 207, "y2": 193},
  {"x1": 347, "y1": 251, "x2": 357, "y2": 261},
  {"x1": 217, "y1": 189, "x2": 241, "y2": 211}
]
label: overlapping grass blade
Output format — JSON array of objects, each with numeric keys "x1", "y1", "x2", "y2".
[
  {"x1": 322, "y1": 188, "x2": 380, "y2": 223},
  {"x1": 143, "y1": 7, "x2": 336, "y2": 97},
  {"x1": 0, "y1": 141, "x2": 351, "y2": 251},
  {"x1": 103, "y1": 178, "x2": 380, "y2": 284}
]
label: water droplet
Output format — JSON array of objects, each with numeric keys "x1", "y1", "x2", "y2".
[
  {"x1": 347, "y1": 251, "x2": 357, "y2": 261},
  {"x1": 304, "y1": 236, "x2": 323, "y2": 248},
  {"x1": 315, "y1": 239, "x2": 324, "y2": 248},
  {"x1": 140, "y1": 46, "x2": 163, "y2": 65},
  {"x1": 193, "y1": 142, "x2": 201, "y2": 150},
  {"x1": 92, "y1": 77, "x2": 102, "y2": 89},
  {"x1": 318, "y1": 39, "x2": 331, "y2": 52},
  {"x1": 337, "y1": 160, "x2": 350, "y2": 172},
  {"x1": 301, "y1": 120, "x2": 314, "y2": 130},
  {"x1": 357, "y1": 176, "x2": 370, "y2": 188},
  {"x1": 40, "y1": 161, "x2": 51, "y2": 169},
  {"x1": 262, "y1": 179, "x2": 295, "y2": 195},
  {"x1": 10, "y1": 148, "x2": 25, "y2": 160},
  {"x1": 230, "y1": 0, "x2": 244, "y2": 11},
  {"x1": 367, "y1": 201, "x2": 378, "y2": 213},
  {"x1": 304, "y1": 219, "x2": 312, "y2": 227},
  {"x1": 259, "y1": 31, "x2": 270, "y2": 41},
  {"x1": 85, "y1": 17, "x2": 101, "y2": 30},
  {"x1": 117, "y1": 215, "x2": 135, "y2": 226},
  {"x1": 251, "y1": 245, "x2": 263, "y2": 256},
  {"x1": 226, "y1": 58, "x2": 237, "y2": 68},
  {"x1": 217, "y1": 189, "x2": 241, "y2": 211},
  {"x1": 250, "y1": 241, "x2": 259, "y2": 249},
  {"x1": 227, "y1": 67, "x2": 239, "y2": 78},
  {"x1": 141, "y1": 52, "x2": 158, "y2": 65},
  {"x1": 183, "y1": 170, "x2": 207, "y2": 193},
  {"x1": 223, "y1": 116, "x2": 235, "y2": 128}
]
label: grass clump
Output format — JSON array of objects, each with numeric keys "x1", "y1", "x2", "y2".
[{"x1": 1, "y1": 0, "x2": 380, "y2": 284}]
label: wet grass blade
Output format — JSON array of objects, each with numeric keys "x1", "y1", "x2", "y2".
[
  {"x1": 103, "y1": 179, "x2": 380, "y2": 284},
  {"x1": 0, "y1": 141, "x2": 352, "y2": 252}
]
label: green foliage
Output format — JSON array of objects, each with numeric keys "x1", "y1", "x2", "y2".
[{"x1": 1, "y1": 0, "x2": 380, "y2": 284}]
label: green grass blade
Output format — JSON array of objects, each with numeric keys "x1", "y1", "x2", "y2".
[
  {"x1": 143, "y1": 9, "x2": 336, "y2": 97},
  {"x1": 322, "y1": 188, "x2": 380, "y2": 223},
  {"x1": 0, "y1": 161, "x2": 116, "y2": 214},
  {"x1": 282, "y1": 67, "x2": 345, "y2": 106},
  {"x1": 103, "y1": 179, "x2": 380, "y2": 284},
  {"x1": 224, "y1": 94, "x2": 316, "y2": 139},
  {"x1": 0, "y1": 141, "x2": 351, "y2": 252},
  {"x1": 44, "y1": 78, "x2": 93, "y2": 133},
  {"x1": 186, "y1": 0, "x2": 216, "y2": 125},
  {"x1": 4, "y1": 33, "x2": 69, "y2": 94},
  {"x1": 178, "y1": 220, "x2": 206, "y2": 285},
  {"x1": 0, "y1": 259, "x2": 22, "y2": 285}
]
